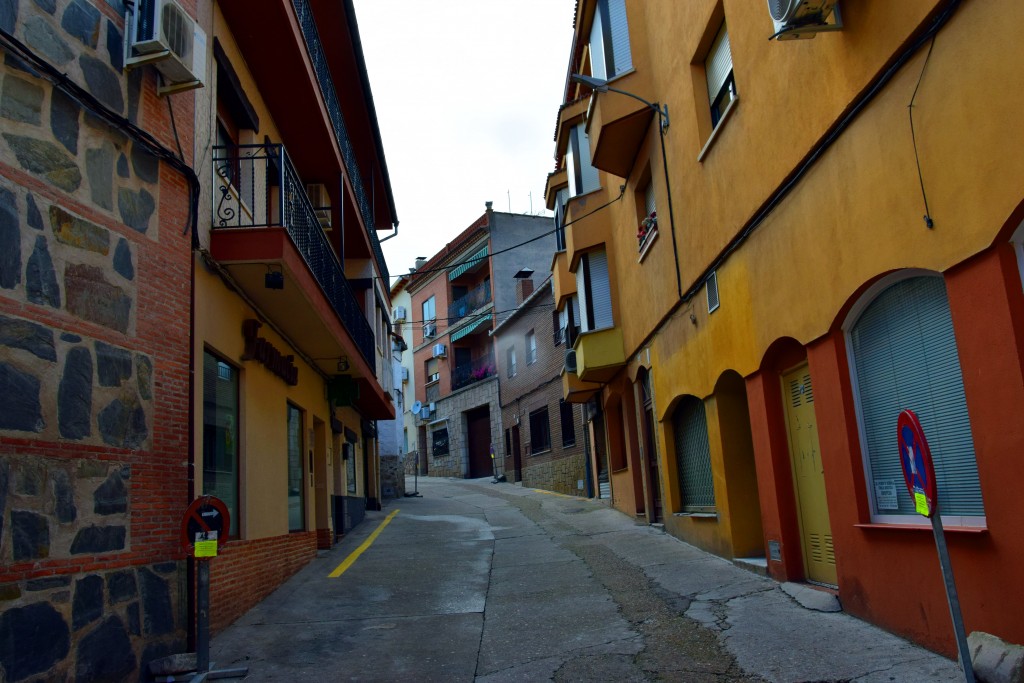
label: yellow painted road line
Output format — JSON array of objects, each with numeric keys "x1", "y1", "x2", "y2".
[
  {"x1": 534, "y1": 489, "x2": 582, "y2": 500},
  {"x1": 328, "y1": 509, "x2": 399, "y2": 578}
]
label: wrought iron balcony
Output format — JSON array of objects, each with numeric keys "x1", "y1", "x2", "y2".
[
  {"x1": 291, "y1": 0, "x2": 389, "y2": 284},
  {"x1": 448, "y1": 280, "x2": 492, "y2": 323},
  {"x1": 212, "y1": 143, "x2": 374, "y2": 367},
  {"x1": 452, "y1": 352, "x2": 496, "y2": 392}
]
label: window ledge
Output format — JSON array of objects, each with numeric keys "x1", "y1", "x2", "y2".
[
  {"x1": 697, "y1": 96, "x2": 739, "y2": 163},
  {"x1": 638, "y1": 227, "x2": 659, "y2": 262},
  {"x1": 854, "y1": 523, "x2": 988, "y2": 534},
  {"x1": 529, "y1": 449, "x2": 552, "y2": 457},
  {"x1": 674, "y1": 512, "x2": 718, "y2": 520}
]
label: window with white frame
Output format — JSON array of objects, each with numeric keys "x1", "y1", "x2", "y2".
[
  {"x1": 507, "y1": 346, "x2": 517, "y2": 378},
  {"x1": 672, "y1": 396, "x2": 716, "y2": 513},
  {"x1": 576, "y1": 250, "x2": 613, "y2": 332},
  {"x1": 706, "y1": 22, "x2": 736, "y2": 129},
  {"x1": 526, "y1": 331, "x2": 537, "y2": 365},
  {"x1": 422, "y1": 296, "x2": 436, "y2": 324},
  {"x1": 589, "y1": 0, "x2": 632, "y2": 80},
  {"x1": 567, "y1": 123, "x2": 600, "y2": 197},
  {"x1": 847, "y1": 275, "x2": 984, "y2": 524}
]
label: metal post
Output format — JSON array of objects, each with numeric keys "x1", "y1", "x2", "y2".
[
  {"x1": 196, "y1": 560, "x2": 210, "y2": 674},
  {"x1": 930, "y1": 513, "x2": 976, "y2": 683}
]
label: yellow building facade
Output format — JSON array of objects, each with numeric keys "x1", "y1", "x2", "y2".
[{"x1": 549, "y1": 0, "x2": 1024, "y2": 654}]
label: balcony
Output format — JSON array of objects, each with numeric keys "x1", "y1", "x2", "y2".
[
  {"x1": 581, "y1": 71, "x2": 657, "y2": 179},
  {"x1": 551, "y1": 251, "x2": 576, "y2": 308},
  {"x1": 210, "y1": 144, "x2": 392, "y2": 418},
  {"x1": 565, "y1": 188, "x2": 615, "y2": 272},
  {"x1": 562, "y1": 367, "x2": 602, "y2": 404},
  {"x1": 448, "y1": 280, "x2": 492, "y2": 324},
  {"x1": 452, "y1": 352, "x2": 496, "y2": 392},
  {"x1": 574, "y1": 327, "x2": 626, "y2": 384}
]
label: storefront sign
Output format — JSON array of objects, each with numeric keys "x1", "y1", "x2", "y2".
[{"x1": 241, "y1": 319, "x2": 298, "y2": 386}]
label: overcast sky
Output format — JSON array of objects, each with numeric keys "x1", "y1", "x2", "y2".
[{"x1": 351, "y1": 0, "x2": 577, "y2": 286}]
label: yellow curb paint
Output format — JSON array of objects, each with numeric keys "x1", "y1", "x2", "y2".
[
  {"x1": 328, "y1": 509, "x2": 399, "y2": 578},
  {"x1": 533, "y1": 489, "x2": 581, "y2": 500}
]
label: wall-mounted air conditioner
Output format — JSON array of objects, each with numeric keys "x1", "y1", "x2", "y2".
[
  {"x1": 564, "y1": 349, "x2": 578, "y2": 374},
  {"x1": 768, "y1": 0, "x2": 842, "y2": 40},
  {"x1": 423, "y1": 323, "x2": 436, "y2": 339},
  {"x1": 305, "y1": 184, "x2": 332, "y2": 231},
  {"x1": 394, "y1": 306, "x2": 407, "y2": 323},
  {"x1": 432, "y1": 344, "x2": 447, "y2": 359},
  {"x1": 401, "y1": 367, "x2": 409, "y2": 383},
  {"x1": 126, "y1": 0, "x2": 207, "y2": 95}
]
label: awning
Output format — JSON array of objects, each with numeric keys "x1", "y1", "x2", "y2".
[
  {"x1": 450, "y1": 314, "x2": 491, "y2": 342},
  {"x1": 449, "y1": 245, "x2": 489, "y2": 280}
]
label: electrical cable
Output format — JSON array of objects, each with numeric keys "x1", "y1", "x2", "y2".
[
  {"x1": 908, "y1": 36, "x2": 937, "y2": 229},
  {"x1": 0, "y1": 26, "x2": 201, "y2": 247},
  {"x1": 392, "y1": 187, "x2": 625, "y2": 283}
]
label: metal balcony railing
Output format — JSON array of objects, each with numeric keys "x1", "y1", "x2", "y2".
[
  {"x1": 451, "y1": 352, "x2": 496, "y2": 392},
  {"x1": 212, "y1": 143, "x2": 374, "y2": 367},
  {"x1": 292, "y1": 0, "x2": 389, "y2": 285},
  {"x1": 448, "y1": 281, "x2": 492, "y2": 323}
]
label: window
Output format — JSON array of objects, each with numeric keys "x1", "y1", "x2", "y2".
[
  {"x1": 567, "y1": 123, "x2": 600, "y2": 197},
  {"x1": 507, "y1": 346, "x2": 517, "y2": 378},
  {"x1": 529, "y1": 407, "x2": 551, "y2": 454},
  {"x1": 637, "y1": 179, "x2": 657, "y2": 251},
  {"x1": 425, "y1": 357, "x2": 439, "y2": 384},
  {"x1": 202, "y1": 351, "x2": 239, "y2": 536},
  {"x1": 589, "y1": 0, "x2": 632, "y2": 80},
  {"x1": 344, "y1": 440, "x2": 356, "y2": 494},
  {"x1": 526, "y1": 331, "x2": 537, "y2": 365},
  {"x1": 706, "y1": 22, "x2": 736, "y2": 129},
  {"x1": 848, "y1": 275, "x2": 983, "y2": 523},
  {"x1": 559, "y1": 400, "x2": 576, "y2": 447},
  {"x1": 286, "y1": 403, "x2": 305, "y2": 531},
  {"x1": 504, "y1": 429, "x2": 511, "y2": 457},
  {"x1": 554, "y1": 188, "x2": 569, "y2": 251},
  {"x1": 432, "y1": 427, "x2": 450, "y2": 457},
  {"x1": 422, "y1": 296, "x2": 436, "y2": 324},
  {"x1": 577, "y1": 250, "x2": 613, "y2": 331},
  {"x1": 672, "y1": 396, "x2": 716, "y2": 512}
]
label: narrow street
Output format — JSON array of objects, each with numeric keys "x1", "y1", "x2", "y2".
[{"x1": 209, "y1": 478, "x2": 962, "y2": 682}]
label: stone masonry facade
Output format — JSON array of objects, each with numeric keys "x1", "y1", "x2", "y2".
[
  {"x1": 424, "y1": 376, "x2": 500, "y2": 478},
  {"x1": 494, "y1": 281, "x2": 587, "y2": 496},
  {"x1": 0, "y1": 0, "x2": 195, "y2": 680}
]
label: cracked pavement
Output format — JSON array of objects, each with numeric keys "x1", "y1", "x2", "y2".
[{"x1": 209, "y1": 477, "x2": 963, "y2": 682}]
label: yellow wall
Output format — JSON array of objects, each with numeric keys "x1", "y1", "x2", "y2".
[{"x1": 194, "y1": 264, "x2": 339, "y2": 539}]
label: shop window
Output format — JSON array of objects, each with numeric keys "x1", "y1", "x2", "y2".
[
  {"x1": 672, "y1": 396, "x2": 716, "y2": 512},
  {"x1": 529, "y1": 407, "x2": 551, "y2": 454},
  {"x1": 202, "y1": 351, "x2": 239, "y2": 536},
  {"x1": 847, "y1": 275, "x2": 983, "y2": 524},
  {"x1": 287, "y1": 403, "x2": 305, "y2": 531}
]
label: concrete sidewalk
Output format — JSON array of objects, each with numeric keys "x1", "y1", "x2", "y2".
[{"x1": 208, "y1": 477, "x2": 964, "y2": 682}]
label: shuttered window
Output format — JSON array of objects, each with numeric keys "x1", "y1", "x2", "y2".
[
  {"x1": 849, "y1": 276, "x2": 984, "y2": 521},
  {"x1": 567, "y1": 124, "x2": 599, "y2": 197},
  {"x1": 589, "y1": 0, "x2": 632, "y2": 80},
  {"x1": 577, "y1": 251, "x2": 613, "y2": 332},
  {"x1": 672, "y1": 396, "x2": 716, "y2": 512},
  {"x1": 705, "y1": 23, "x2": 736, "y2": 127}
]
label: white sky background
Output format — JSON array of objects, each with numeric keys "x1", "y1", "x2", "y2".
[{"x1": 351, "y1": 0, "x2": 577, "y2": 285}]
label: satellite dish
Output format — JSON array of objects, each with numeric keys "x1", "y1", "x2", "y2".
[{"x1": 411, "y1": 401, "x2": 422, "y2": 416}]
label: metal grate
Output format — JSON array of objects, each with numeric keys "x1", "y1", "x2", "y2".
[
  {"x1": 672, "y1": 396, "x2": 716, "y2": 511},
  {"x1": 706, "y1": 270, "x2": 720, "y2": 313},
  {"x1": 161, "y1": 1, "x2": 192, "y2": 61}
]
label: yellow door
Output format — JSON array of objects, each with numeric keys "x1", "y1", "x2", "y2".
[{"x1": 782, "y1": 366, "x2": 837, "y2": 586}]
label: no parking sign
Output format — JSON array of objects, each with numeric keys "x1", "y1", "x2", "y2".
[{"x1": 896, "y1": 410, "x2": 937, "y2": 517}]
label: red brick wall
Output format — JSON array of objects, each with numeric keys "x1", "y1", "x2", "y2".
[{"x1": 208, "y1": 532, "x2": 318, "y2": 633}]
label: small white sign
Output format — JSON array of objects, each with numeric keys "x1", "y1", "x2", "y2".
[{"x1": 875, "y1": 479, "x2": 899, "y2": 510}]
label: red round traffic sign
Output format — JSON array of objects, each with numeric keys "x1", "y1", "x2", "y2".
[
  {"x1": 180, "y1": 496, "x2": 230, "y2": 556},
  {"x1": 896, "y1": 409, "x2": 938, "y2": 518}
]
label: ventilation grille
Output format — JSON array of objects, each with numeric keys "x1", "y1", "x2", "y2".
[
  {"x1": 789, "y1": 374, "x2": 814, "y2": 407},
  {"x1": 706, "y1": 271, "x2": 720, "y2": 313}
]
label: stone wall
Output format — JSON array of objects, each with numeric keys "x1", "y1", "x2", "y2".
[
  {"x1": 424, "y1": 376, "x2": 500, "y2": 478},
  {"x1": 379, "y1": 453, "x2": 405, "y2": 499},
  {"x1": 521, "y1": 452, "x2": 587, "y2": 496},
  {"x1": 1, "y1": 0, "x2": 194, "y2": 680}
]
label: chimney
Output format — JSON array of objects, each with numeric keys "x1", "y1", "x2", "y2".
[
  {"x1": 485, "y1": 201, "x2": 493, "y2": 212},
  {"x1": 413, "y1": 256, "x2": 427, "y2": 271},
  {"x1": 516, "y1": 278, "x2": 534, "y2": 305}
]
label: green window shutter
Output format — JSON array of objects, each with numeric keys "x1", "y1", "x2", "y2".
[
  {"x1": 672, "y1": 396, "x2": 716, "y2": 511},
  {"x1": 850, "y1": 276, "x2": 983, "y2": 517}
]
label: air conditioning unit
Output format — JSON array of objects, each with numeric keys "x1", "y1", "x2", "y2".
[
  {"x1": 305, "y1": 184, "x2": 332, "y2": 231},
  {"x1": 429, "y1": 402, "x2": 437, "y2": 413},
  {"x1": 394, "y1": 306, "x2": 407, "y2": 323},
  {"x1": 401, "y1": 367, "x2": 409, "y2": 383},
  {"x1": 564, "y1": 349, "x2": 578, "y2": 374},
  {"x1": 768, "y1": 0, "x2": 841, "y2": 40},
  {"x1": 126, "y1": 0, "x2": 207, "y2": 94},
  {"x1": 423, "y1": 323, "x2": 436, "y2": 339},
  {"x1": 432, "y1": 344, "x2": 447, "y2": 358}
]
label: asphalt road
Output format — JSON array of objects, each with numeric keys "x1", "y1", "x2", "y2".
[{"x1": 209, "y1": 477, "x2": 963, "y2": 682}]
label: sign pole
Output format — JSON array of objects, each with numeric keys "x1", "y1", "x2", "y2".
[
  {"x1": 930, "y1": 512, "x2": 976, "y2": 683},
  {"x1": 196, "y1": 560, "x2": 210, "y2": 676}
]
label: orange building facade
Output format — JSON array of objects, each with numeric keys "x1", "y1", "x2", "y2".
[{"x1": 548, "y1": 0, "x2": 1024, "y2": 655}]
